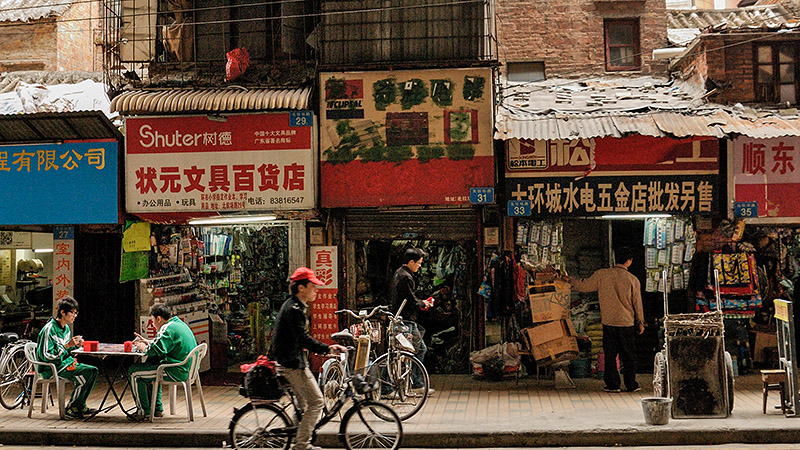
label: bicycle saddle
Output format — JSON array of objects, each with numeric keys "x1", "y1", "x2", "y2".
[
  {"x1": 0, "y1": 332, "x2": 19, "y2": 346},
  {"x1": 331, "y1": 330, "x2": 354, "y2": 342}
]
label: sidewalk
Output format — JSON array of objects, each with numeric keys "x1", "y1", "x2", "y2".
[{"x1": 1, "y1": 373, "x2": 799, "y2": 448}]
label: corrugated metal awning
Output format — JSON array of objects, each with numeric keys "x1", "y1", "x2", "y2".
[
  {"x1": 495, "y1": 109, "x2": 800, "y2": 141},
  {"x1": 0, "y1": 111, "x2": 121, "y2": 144},
  {"x1": 111, "y1": 87, "x2": 313, "y2": 115}
]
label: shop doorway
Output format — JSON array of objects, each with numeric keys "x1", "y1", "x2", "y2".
[{"x1": 353, "y1": 239, "x2": 478, "y2": 374}]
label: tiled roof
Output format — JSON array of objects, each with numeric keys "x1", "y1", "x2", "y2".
[
  {"x1": 666, "y1": 4, "x2": 794, "y2": 31},
  {"x1": 0, "y1": 0, "x2": 72, "y2": 22}
]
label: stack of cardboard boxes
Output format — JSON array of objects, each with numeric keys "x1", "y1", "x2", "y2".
[{"x1": 521, "y1": 278, "x2": 579, "y2": 365}]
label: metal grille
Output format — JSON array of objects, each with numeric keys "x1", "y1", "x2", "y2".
[
  {"x1": 102, "y1": 0, "x2": 318, "y2": 93},
  {"x1": 345, "y1": 208, "x2": 477, "y2": 241},
  {"x1": 319, "y1": 0, "x2": 496, "y2": 67}
]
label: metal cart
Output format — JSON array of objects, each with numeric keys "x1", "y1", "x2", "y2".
[{"x1": 653, "y1": 269, "x2": 734, "y2": 418}]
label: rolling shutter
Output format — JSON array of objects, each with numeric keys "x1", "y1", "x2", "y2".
[{"x1": 345, "y1": 208, "x2": 477, "y2": 241}]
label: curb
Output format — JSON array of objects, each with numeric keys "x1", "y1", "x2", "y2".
[{"x1": 3, "y1": 427, "x2": 800, "y2": 448}]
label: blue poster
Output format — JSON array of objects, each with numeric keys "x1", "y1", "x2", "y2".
[{"x1": 0, "y1": 140, "x2": 118, "y2": 225}]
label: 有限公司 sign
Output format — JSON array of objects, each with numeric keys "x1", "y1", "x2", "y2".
[
  {"x1": 125, "y1": 112, "x2": 316, "y2": 213},
  {"x1": 0, "y1": 140, "x2": 119, "y2": 225},
  {"x1": 505, "y1": 135, "x2": 720, "y2": 217}
]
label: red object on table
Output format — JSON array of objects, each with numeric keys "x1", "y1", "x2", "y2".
[
  {"x1": 124, "y1": 341, "x2": 133, "y2": 352},
  {"x1": 83, "y1": 341, "x2": 99, "y2": 351}
]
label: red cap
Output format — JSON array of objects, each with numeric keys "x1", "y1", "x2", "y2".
[{"x1": 289, "y1": 267, "x2": 324, "y2": 285}]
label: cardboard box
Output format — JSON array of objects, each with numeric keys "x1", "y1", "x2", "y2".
[
  {"x1": 529, "y1": 280, "x2": 571, "y2": 323},
  {"x1": 751, "y1": 330, "x2": 777, "y2": 363},
  {"x1": 531, "y1": 335, "x2": 579, "y2": 365},
  {"x1": 523, "y1": 319, "x2": 576, "y2": 348},
  {"x1": 210, "y1": 313, "x2": 228, "y2": 343}
]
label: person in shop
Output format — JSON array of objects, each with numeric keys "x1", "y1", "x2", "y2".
[
  {"x1": 390, "y1": 247, "x2": 435, "y2": 395},
  {"x1": 35, "y1": 296, "x2": 99, "y2": 419},
  {"x1": 567, "y1": 246, "x2": 644, "y2": 393},
  {"x1": 127, "y1": 303, "x2": 197, "y2": 422},
  {"x1": 270, "y1": 267, "x2": 347, "y2": 450}
]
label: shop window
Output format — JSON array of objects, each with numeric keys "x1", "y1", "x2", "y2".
[
  {"x1": 755, "y1": 43, "x2": 799, "y2": 105},
  {"x1": 604, "y1": 19, "x2": 641, "y2": 72},
  {"x1": 507, "y1": 62, "x2": 546, "y2": 82}
]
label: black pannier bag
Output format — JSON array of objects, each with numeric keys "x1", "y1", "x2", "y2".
[{"x1": 240, "y1": 364, "x2": 283, "y2": 400}]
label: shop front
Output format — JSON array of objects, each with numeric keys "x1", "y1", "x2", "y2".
[
  {"x1": 122, "y1": 111, "x2": 315, "y2": 375},
  {"x1": 318, "y1": 67, "x2": 496, "y2": 373},
  {"x1": 503, "y1": 134, "x2": 726, "y2": 378},
  {"x1": 0, "y1": 112, "x2": 126, "y2": 342},
  {"x1": 730, "y1": 136, "x2": 800, "y2": 367}
]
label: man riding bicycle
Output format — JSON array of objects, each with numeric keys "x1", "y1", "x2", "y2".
[{"x1": 270, "y1": 267, "x2": 346, "y2": 450}]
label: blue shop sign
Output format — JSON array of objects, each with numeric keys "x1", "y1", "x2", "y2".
[
  {"x1": 508, "y1": 200, "x2": 532, "y2": 216},
  {"x1": 0, "y1": 140, "x2": 119, "y2": 225}
]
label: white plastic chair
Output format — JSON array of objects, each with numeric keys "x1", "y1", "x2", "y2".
[
  {"x1": 24, "y1": 342, "x2": 73, "y2": 419},
  {"x1": 150, "y1": 342, "x2": 207, "y2": 422}
]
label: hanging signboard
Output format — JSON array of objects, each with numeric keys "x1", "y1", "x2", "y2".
[
  {"x1": 505, "y1": 135, "x2": 720, "y2": 216},
  {"x1": 732, "y1": 136, "x2": 800, "y2": 219},
  {"x1": 319, "y1": 68, "x2": 494, "y2": 207},
  {"x1": 125, "y1": 112, "x2": 316, "y2": 213},
  {"x1": 310, "y1": 246, "x2": 338, "y2": 372},
  {"x1": 52, "y1": 226, "x2": 74, "y2": 306},
  {"x1": 0, "y1": 140, "x2": 118, "y2": 225}
]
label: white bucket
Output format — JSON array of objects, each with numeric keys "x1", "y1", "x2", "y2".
[{"x1": 641, "y1": 397, "x2": 672, "y2": 425}]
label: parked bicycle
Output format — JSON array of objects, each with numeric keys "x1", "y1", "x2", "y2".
[
  {"x1": 319, "y1": 306, "x2": 385, "y2": 415},
  {"x1": 365, "y1": 300, "x2": 429, "y2": 421},
  {"x1": 0, "y1": 332, "x2": 31, "y2": 409},
  {"x1": 229, "y1": 349, "x2": 402, "y2": 450}
]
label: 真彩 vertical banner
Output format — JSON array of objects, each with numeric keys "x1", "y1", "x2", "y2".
[{"x1": 310, "y1": 246, "x2": 338, "y2": 372}]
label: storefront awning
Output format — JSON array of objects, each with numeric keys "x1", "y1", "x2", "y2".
[
  {"x1": 0, "y1": 111, "x2": 121, "y2": 144},
  {"x1": 111, "y1": 87, "x2": 312, "y2": 115}
]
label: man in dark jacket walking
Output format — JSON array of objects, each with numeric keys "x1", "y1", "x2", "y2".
[
  {"x1": 271, "y1": 267, "x2": 345, "y2": 450},
  {"x1": 390, "y1": 247, "x2": 434, "y2": 394}
]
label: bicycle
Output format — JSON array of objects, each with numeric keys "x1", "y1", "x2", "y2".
[
  {"x1": 319, "y1": 306, "x2": 384, "y2": 415},
  {"x1": 365, "y1": 300, "x2": 430, "y2": 421},
  {"x1": 228, "y1": 350, "x2": 402, "y2": 450},
  {"x1": 0, "y1": 332, "x2": 31, "y2": 409}
]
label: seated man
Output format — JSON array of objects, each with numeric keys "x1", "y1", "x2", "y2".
[
  {"x1": 36, "y1": 296, "x2": 98, "y2": 419},
  {"x1": 127, "y1": 303, "x2": 197, "y2": 421}
]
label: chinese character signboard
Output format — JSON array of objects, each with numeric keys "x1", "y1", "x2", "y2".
[
  {"x1": 732, "y1": 137, "x2": 800, "y2": 219},
  {"x1": 52, "y1": 226, "x2": 74, "y2": 308},
  {"x1": 505, "y1": 135, "x2": 720, "y2": 216},
  {"x1": 310, "y1": 246, "x2": 338, "y2": 372},
  {"x1": 319, "y1": 68, "x2": 494, "y2": 207},
  {"x1": 125, "y1": 112, "x2": 315, "y2": 213},
  {"x1": 0, "y1": 140, "x2": 118, "y2": 225}
]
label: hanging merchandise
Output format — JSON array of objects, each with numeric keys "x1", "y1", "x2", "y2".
[
  {"x1": 643, "y1": 217, "x2": 695, "y2": 294},
  {"x1": 520, "y1": 220, "x2": 564, "y2": 272}
]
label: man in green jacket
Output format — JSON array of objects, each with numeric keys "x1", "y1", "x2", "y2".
[
  {"x1": 36, "y1": 296, "x2": 98, "y2": 419},
  {"x1": 127, "y1": 303, "x2": 197, "y2": 421}
]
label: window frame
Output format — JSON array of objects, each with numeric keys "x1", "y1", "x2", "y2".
[
  {"x1": 603, "y1": 18, "x2": 641, "y2": 72},
  {"x1": 754, "y1": 42, "x2": 800, "y2": 105}
]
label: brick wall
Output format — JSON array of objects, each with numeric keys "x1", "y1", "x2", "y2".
[
  {"x1": 57, "y1": 1, "x2": 101, "y2": 71},
  {"x1": 673, "y1": 35, "x2": 758, "y2": 104},
  {"x1": 0, "y1": 20, "x2": 57, "y2": 71},
  {"x1": 496, "y1": 0, "x2": 669, "y2": 77}
]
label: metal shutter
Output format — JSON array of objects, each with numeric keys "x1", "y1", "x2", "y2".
[{"x1": 345, "y1": 208, "x2": 477, "y2": 241}]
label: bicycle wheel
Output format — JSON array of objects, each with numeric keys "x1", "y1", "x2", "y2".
[
  {"x1": 319, "y1": 359, "x2": 345, "y2": 416},
  {"x1": 367, "y1": 352, "x2": 428, "y2": 421},
  {"x1": 341, "y1": 400, "x2": 402, "y2": 450},
  {"x1": 229, "y1": 402, "x2": 293, "y2": 450},
  {"x1": 0, "y1": 345, "x2": 29, "y2": 410}
]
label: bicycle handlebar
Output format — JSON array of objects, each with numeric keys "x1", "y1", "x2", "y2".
[{"x1": 334, "y1": 305, "x2": 389, "y2": 320}]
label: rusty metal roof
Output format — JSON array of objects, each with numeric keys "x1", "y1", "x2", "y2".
[
  {"x1": 0, "y1": 111, "x2": 121, "y2": 144},
  {"x1": 0, "y1": 0, "x2": 71, "y2": 23},
  {"x1": 111, "y1": 87, "x2": 313, "y2": 115}
]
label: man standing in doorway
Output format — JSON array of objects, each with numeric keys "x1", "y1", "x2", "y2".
[
  {"x1": 570, "y1": 246, "x2": 644, "y2": 393},
  {"x1": 390, "y1": 247, "x2": 435, "y2": 395}
]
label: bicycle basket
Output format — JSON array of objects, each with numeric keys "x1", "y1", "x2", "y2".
[
  {"x1": 392, "y1": 320, "x2": 422, "y2": 351},
  {"x1": 241, "y1": 364, "x2": 283, "y2": 400}
]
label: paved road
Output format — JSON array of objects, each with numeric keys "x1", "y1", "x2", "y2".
[{"x1": 2, "y1": 446, "x2": 800, "y2": 450}]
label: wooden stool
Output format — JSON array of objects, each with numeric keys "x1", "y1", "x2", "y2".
[{"x1": 761, "y1": 369, "x2": 787, "y2": 414}]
